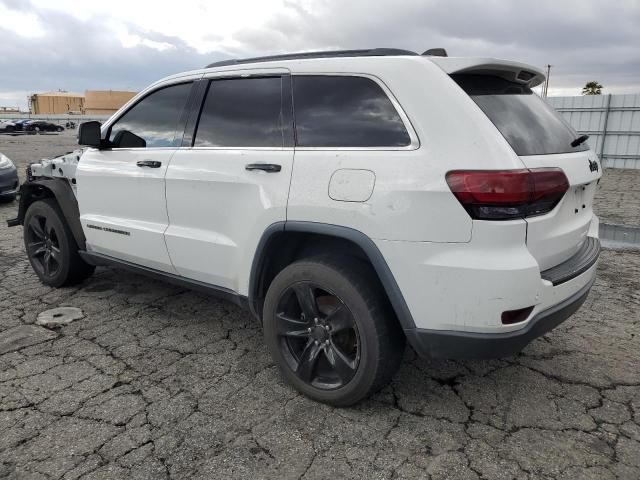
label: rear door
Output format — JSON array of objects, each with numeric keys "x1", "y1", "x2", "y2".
[
  {"x1": 77, "y1": 81, "x2": 194, "y2": 272},
  {"x1": 452, "y1": 73, "x2": 602, "y2": 270},
  {"x1": 164, "y1": 72, "x2": 294, "y2": 293}
]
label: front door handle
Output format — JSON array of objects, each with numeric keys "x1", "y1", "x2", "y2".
[
  {"x1": 137, "y1": 160, "x2": 162, "y2": 168},
  {"x1": 245, "y1": 163, "x2": 281, "y2": 173}
]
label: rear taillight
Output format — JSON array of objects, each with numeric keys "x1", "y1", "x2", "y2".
[{"x1": 445, "y1": 168, "x2": 569, "y2": 220}]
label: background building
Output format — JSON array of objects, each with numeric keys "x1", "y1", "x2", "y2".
[
  {"x1": 84, "y1": 90, "x2": 137, "y2": 116},
  {"x1": 30, "y1": 91, "x2": 84, "y2": 114},
  {"x1": 28, "y1": 89, "x2": 137, "y2": 115}
]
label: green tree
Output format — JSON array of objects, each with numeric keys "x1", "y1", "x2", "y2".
[{"x1": 582, "y1": 81, "x2": 603, "y2": 95}]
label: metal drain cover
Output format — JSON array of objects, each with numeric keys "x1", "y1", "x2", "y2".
[{"x1": 36, "y1": 307, "x2": 84, "y2": 326}]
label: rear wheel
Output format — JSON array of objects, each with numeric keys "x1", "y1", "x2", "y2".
[
  {"x1": 23, "y1": 199, "x2": 95, "y2": 287},
  {"x1": 263, "y1": 257, "x2": 405, "y2": 406}
]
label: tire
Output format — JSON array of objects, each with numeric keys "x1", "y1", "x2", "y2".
[
  {"x1": 56, "y1": 126, "x2": 64, "y2": 132},
  {"x1": 263, "y1": 256, "x2": 405, "y2": 406},
  {"x1": 23, "y1": 199, "x2": 95, "y2": 287}
]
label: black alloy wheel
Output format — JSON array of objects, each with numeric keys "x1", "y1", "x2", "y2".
[
  {"x1": 25, "y1": 213, "x2": 62, "y2": 279},
  {"x1": 23, "y1": 199, "x2": 95, "y2": 287},
  {"x1": 263, "y1": 257, "x2": 405, "y2": 406},
  {"x1": 275, "y1": 282, "x2": 360, "y2": 390}
]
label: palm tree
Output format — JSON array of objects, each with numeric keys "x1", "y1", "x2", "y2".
[{"x1": 582, "y1": 81, "x2": 603, "y2": 95}]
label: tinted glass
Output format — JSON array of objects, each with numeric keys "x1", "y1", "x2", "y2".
[
  {"x1": 293, "y1": 76, "x2": 411, "y2": 147},
  {"x1": 453, "y1": 74, "x2": 588, "y2": 156},
  {"x1": 194, "y1": 77, "x2": 283, "y2": 147},
  {"x1": 109, "y1": 82, "x2": 192, "y2": 148}
]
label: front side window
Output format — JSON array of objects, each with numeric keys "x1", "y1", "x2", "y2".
[
  {"x1": 293, "y1": 75, "x2": 411, "y2": 148},
  {"x1": 108, "y1": 82, "x2": 192, "y2": 148},
  {"x1": 194, "y1": 77, "x2": 284, "y2": 148}
]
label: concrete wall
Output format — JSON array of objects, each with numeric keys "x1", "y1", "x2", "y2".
[{"x1": 548, "y1": 94, "x2": 640, "y2": 169}]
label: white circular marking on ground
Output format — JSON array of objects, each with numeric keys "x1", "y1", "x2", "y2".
[{"x1": 36, "y1": 307, "x2": 84, "y2": 326}]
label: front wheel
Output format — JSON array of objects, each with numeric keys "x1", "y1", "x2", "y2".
[
  {"x1": 263, "y1": 257, "x2": 405, "y2": 406},
  {"x1": 23, "y1": 199, "x2": 95, "y2": 287}
]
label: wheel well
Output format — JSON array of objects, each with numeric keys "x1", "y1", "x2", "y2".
[
  {"x1": 13, "y1": 179, "x2": 86, "y2": 250},
  {"x1": 18, "y1": 183, "x2": 55, "y2": 220},
  {"x1": 252, "y1": 231, "x2": 391, "y2": 321}
]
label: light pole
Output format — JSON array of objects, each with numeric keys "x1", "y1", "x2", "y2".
[{"x1": 543, "y1": 64, "x2": 552, "y2": 97}]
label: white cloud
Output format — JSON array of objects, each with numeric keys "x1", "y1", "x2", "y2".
[
  {"x1": 28, "y1": 0, "x2": 291, "y2": 53},
  {"x1": 0, "y1": 0, "x2": 639, "y2": 111},
  {"x1": 0, "y1": 4, "x2": 45, "y2": 37}
]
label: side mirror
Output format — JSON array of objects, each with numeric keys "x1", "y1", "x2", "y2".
[
  {"x1": 112, "y1": 130, "x2": 146, "y2": 148},
  {"x1": 78, "y1": 121, "x2": 102, "y2": 147}
]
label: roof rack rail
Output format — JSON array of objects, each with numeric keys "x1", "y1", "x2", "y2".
[
  {"x1": 205, "y1": 48, "x2": 419, "y2": 68},
  {"x1": 422, "y1": 48, "x2": 448, "y2": 57}
]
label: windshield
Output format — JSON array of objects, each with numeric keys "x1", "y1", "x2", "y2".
[{"x1": 452, "y1": 74, "x2": 589, "y2": 156}]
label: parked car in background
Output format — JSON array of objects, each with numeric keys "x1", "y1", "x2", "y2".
[
  {"x1": 25, "y1": 121, "x2": 64, "y2": 133},
  {"x1": 0, "y1": 153, "x2": 19, "y2": 202},
  {"x1": 12, "y1": 120, "x2": 33, "y2": 131},
  {"x1": 0, "y1": 120, "x2": 18, "y2": 132}
]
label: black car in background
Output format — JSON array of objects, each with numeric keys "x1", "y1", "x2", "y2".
[
  {"x1": 24, "y1": 121, "x2": 64, "y2": 132},
  {"x1": 0, "y1": 153, "x2": 19, "y2": 202}
]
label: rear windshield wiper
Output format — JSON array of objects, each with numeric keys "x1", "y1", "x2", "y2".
[{"x1": 571, "y1": 134, "x2": 589, "y2": 148}]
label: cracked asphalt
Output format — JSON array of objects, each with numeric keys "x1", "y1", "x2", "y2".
[{"x1": 1, "y1": 133, "x2": 639, "y2": 479}]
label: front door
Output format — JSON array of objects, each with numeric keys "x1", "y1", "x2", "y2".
[
  {"x1": 76, "y1": 81, "x2": 194, "y2": 272},
  {"x1": 164, "y1": 73, "x2": 294, "y2": 294}
]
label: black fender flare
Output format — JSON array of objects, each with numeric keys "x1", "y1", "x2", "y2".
[
  {"x1": 7, "y1": 178, "x2": 86, "y2": 250},
  {"x1": 248, "y1": 221, "x2": 417, "y2": 331}
]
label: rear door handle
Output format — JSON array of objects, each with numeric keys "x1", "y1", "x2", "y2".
[
  {"x1": 245, "y1": 163, "x2": 281, "y2": 173},
  {"x1": 136, "y1": 160, "x2": 162, "y2": 168}
]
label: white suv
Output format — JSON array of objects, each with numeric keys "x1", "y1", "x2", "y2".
[{"x1": 9, "y1": 48, "x2": 602, "y2": 405}]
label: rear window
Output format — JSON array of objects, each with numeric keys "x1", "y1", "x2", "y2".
[
  {"x1": 452, "y1": 74, "x2": 588, "y2": 156},
  {"x1": 293, "y1": 75, "x2": 411, "y2": 148}
]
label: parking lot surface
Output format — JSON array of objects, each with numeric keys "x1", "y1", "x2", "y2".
[{"x1": 0, "y1": 133, "x2": 639, "y2": 479}]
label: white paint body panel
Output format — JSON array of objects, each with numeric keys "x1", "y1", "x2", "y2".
[
  {"x1": 520, "y1": 151, "x2": 602, "y2": 270},
  {"x1": 328, "y1": 169, "x2": 375, "y2": 202},
  {"x1": 77, "y1": 147, "x2": 178, "y2": 273},
  {"x1": 164, "y1": 148, "x2": 294, "y2": 293}
]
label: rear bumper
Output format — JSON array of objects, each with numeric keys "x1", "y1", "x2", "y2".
[{"x1": 406, "y1": 275, "x2": 595, "y2": 359}]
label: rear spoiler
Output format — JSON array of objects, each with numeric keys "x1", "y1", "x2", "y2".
[{"x1": 427, "y1": 57, "x2": 545, "y2": 88}]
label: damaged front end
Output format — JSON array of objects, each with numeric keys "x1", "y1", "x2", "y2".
[
  {"x1": 6, "y1": 150, "x2": 86, "y2": 240},
  {"x1": 28, "y1": 149, "x2": 85, "y2": 192}
]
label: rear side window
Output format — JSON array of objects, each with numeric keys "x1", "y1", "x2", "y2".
[
  {"x1": 293, "y1": 76, "x2": 411, "y2": 148},
  {"x1": 109, "y1": 82, "x2": 192, "y2": 148},
  {"x1": 452, "y1": 74, "x2": 588, "y2": 156},
  {"x1": 194, "y1": 77, "x2": 284, "y2": 148}
]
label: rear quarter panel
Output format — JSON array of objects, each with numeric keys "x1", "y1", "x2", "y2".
[{"x1": 286, "y1": 58, "x2": 526, "y2": 242}]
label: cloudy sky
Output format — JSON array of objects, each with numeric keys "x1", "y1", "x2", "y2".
[{"x1": 1, "y1": 0, "x2": 639, "y2": 109}]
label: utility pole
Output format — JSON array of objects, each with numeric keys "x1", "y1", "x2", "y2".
[{"x1": 543, "y1": 64, "x2": 552, "y2": 97}]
